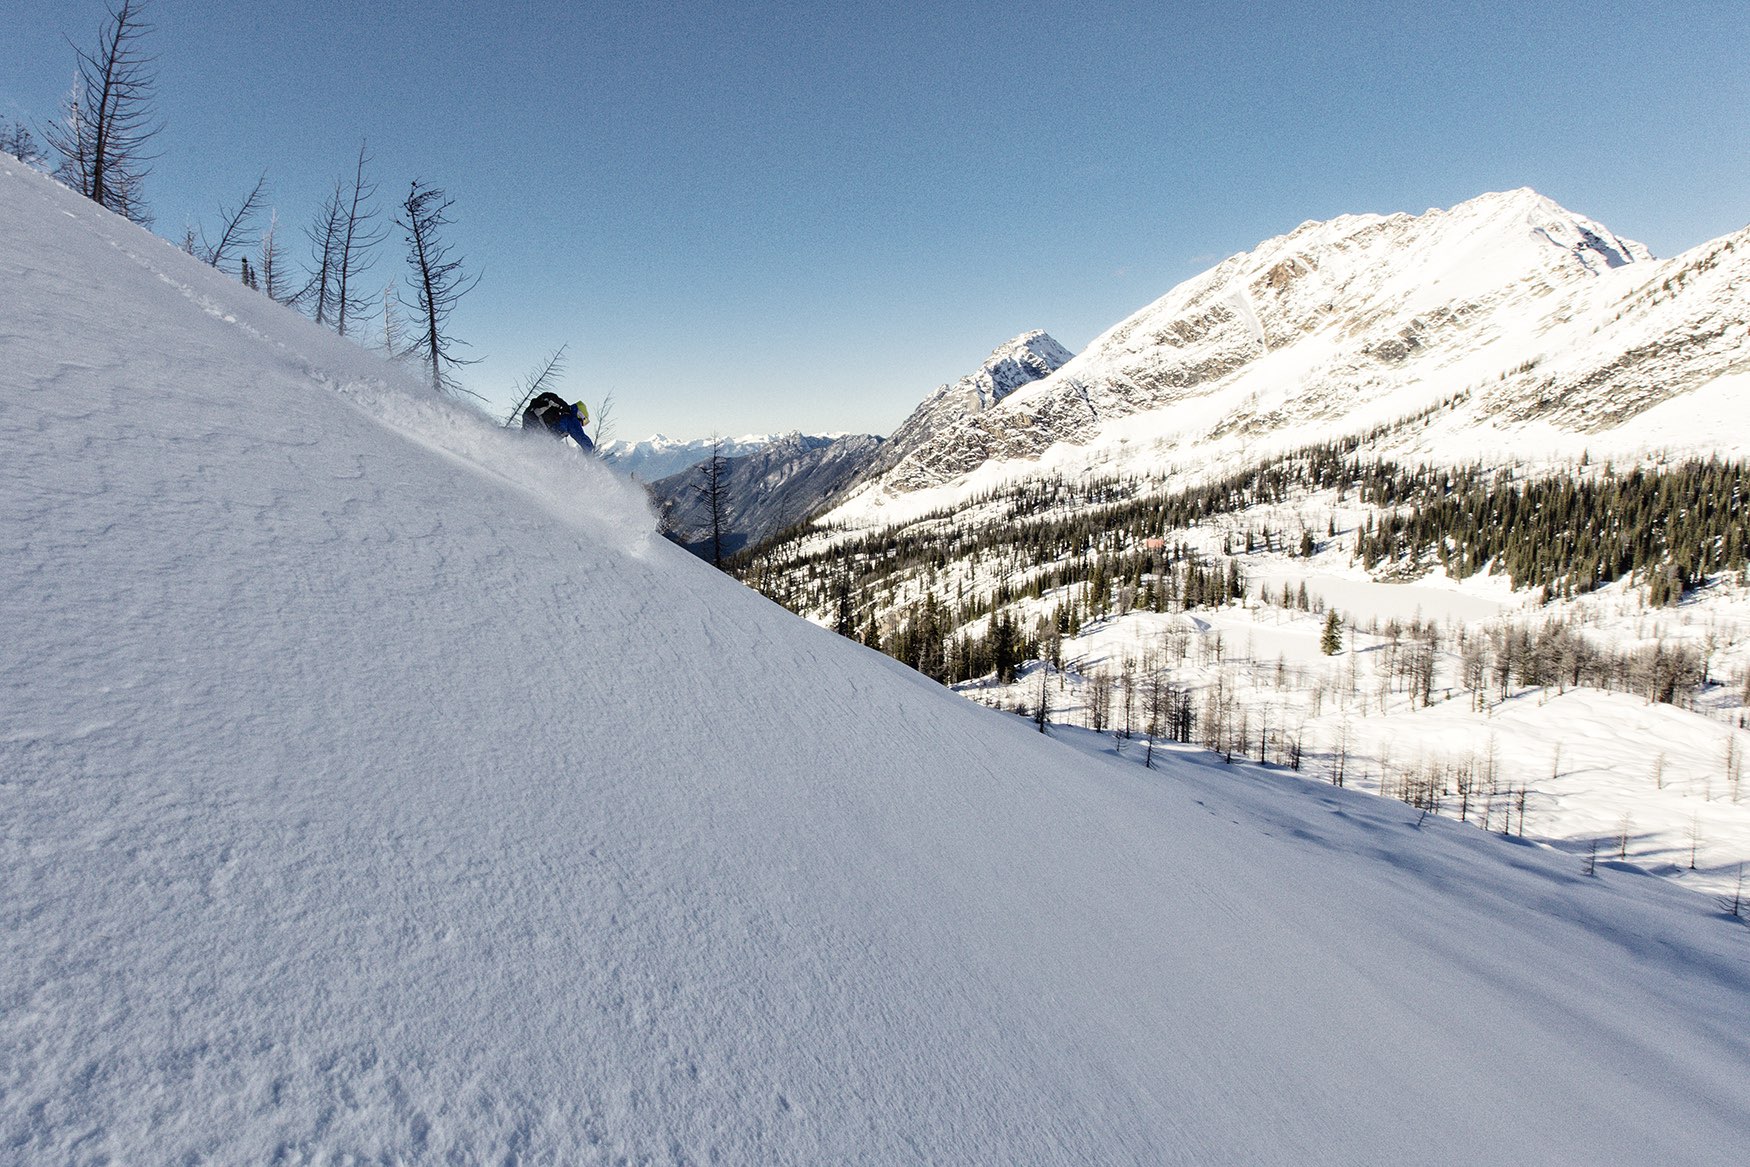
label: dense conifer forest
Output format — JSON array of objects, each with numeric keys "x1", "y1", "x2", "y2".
[
  {"x1": 1352, "y1": 457, "x2": 1750, "y2": 603},
  {"x1": 740, "y1": 450, "x2": 1750, "y2": 697}
]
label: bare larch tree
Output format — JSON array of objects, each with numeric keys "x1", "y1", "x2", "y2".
[
  {"x1": 334, "y1": 142, "x2": 385, "y2": 337},
  {"x1": 694, "y1": 437, "x2": 731, "y2": 568},
  {"x1": 301, "y1": 179, "x2": 346, "y2": 325},
  {"x1": 1, "y1": 119, "x2": 47, "y2": 167},
  {"x1": 397, "y1": 179, "x2": 479, "y2": 397},
  {"x1": 45, "y1": 0, "x2": 159, "y2": 224},
  {"x1": 503, "y1": 345, "x2": 570, "y2": 427},
  {"x1": 198, "y1": 172, "x2": 268, "y2": 273},
  {"x1": 257, "y1": 210, "x2": 294, "y2": 303},
  {"x1": 377, "y1": 280, "x2": 405, "y2": 357}
]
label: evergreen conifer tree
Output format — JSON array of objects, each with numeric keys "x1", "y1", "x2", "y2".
[{"x1": 1320, "y1": 609, "x2": 1343, "y2": 656}]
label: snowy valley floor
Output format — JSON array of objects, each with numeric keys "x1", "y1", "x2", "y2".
[
  {"x1": 838, "y1": 470, "x2": 1750, "y2": 906},
  {"x1": 953, "y1": 561, "x2": 1750, "y2": 904}
]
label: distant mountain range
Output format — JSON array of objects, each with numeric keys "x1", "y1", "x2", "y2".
[
  {"x1": 717, "y1": 187, "x2": 1750, "y2": 924},
  {"x1": 819, "y1": 188, "x2": 1749, "y2": 530},
  {"x1": 631, "y1": 189, "x2": 1749, "y2": 559},
  {"x1": 649, "y1": 431, "x2": 884, "y2": 558},
  {"x1": 599, "y1": 432, "x2": 827, "y2": 481}
]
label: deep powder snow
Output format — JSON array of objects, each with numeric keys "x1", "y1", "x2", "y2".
[{"x1": 3, "y1": 158, "x2": 1749, "y2": 1164}]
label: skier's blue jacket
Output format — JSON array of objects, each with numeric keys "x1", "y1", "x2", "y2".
[{"x1": 556, "y1": 410, "x2": 593, "y2": 452}]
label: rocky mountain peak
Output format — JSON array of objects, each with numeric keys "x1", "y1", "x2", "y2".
[
  {"x1": 840, "y1": 330, "x2": 1076, "y2": 494},
  {"x1": 819, "y1": 189, "x2": 1746, "y2": 525},
  {"x1": 1444, "y1": 187, "x2": 1653, "y2": 272},
  {"x1": 924, "y1": 330, "x2": 1076, "y2": 416}
]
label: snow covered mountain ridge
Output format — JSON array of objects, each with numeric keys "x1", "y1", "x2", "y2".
[
  {"x1": 841, "y1": 329, "x2": 1074, "y2": 497},
  {"x1": 600, "y1": 431, "x2": 838, "y2": 480},
  {"x1": 929, "y1": 328, "x2": 1076, "y2": 413},
  {"x1": 825, "y1": 188, "x2": 1750, "y2": 527}
]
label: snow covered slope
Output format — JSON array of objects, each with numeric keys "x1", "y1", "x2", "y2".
[
  {"x1": 828, "y1": 190, "x2": 1750, "y2": 527},
  {"x1": 4, "y1": 160, "x2": 1750, "y2": 1164}
]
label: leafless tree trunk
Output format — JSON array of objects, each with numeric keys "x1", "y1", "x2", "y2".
[
  {"x1": 1089, "y1": 669, "x2": 1113, "y2": 734},
  {"x1": 302, "y1": 180, "x2": 345, "y2": 325},
  {"x1": 378, "y1": 280, "x2": 404, "y2": 356},
  {"x1": 199, "y1": 171, "x2": 268, "y2": 272},
  {"x1": 45, "y1": 0, "x2": 160, "y2": 224},
  {"x1": 503, "y1": 345, "x2": 569, "y2": 426},
  {"x1": 1142, "y1": 669, "x2": 1171, "y2": 767},
  {"x1": 694, "y1": 436, "x2": 730, "y2": 568},
  {"x1": 590, "y1": 391, "x2": 618, "y2": 448},
  {"x1": 1410, "y1": 633, "x2": 1436, "y2": 707},
  {"x1": 257, "y1": 210, "x2": 293, "y2": 303},
  {"x1": 1118, "y1": 658, "x2": 1136, "y2": 742},
  {"x1": 334, "y1": 142, "x2": 385, "y2": 337},
  {"x1": 1199, "y1": 685, "x2": 1223, "y2": 753},
  {"x1": 1461, "y1": 636, "x2": 1487, "y2": 710},
  {"x1": 397, "y1": 179, "x2": 479, "y2": 397}
]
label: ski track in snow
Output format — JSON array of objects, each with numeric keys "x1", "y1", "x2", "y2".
[{"x1": 4, "y1": 160, "x2": 1750, "y2": 1164}]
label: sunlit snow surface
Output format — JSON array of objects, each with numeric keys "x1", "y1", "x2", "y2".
[{"x1": 4, "y1": 159, "x2": 1750, "y2": 1164}]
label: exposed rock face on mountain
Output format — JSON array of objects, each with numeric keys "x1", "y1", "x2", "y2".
[
  {"x1": 654, "y1": 432, "x2": 885, "y2": 557},
  {"x1": 825, "y1": 189, "x2": 1750, "y2": 524},
  {"x1": 848, "y1": 330, "x2": 1074, "y2": 493}
]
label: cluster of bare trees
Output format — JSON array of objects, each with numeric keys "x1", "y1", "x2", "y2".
[
  {"x1": 1469, "y1": 620, "x2": 1706, "y2": 708},
  {"x1": 1032, "y1": 593, "x2": 1750, "y2": 866},
  {"x1": 1377, "y1": 745, "x2": 1529, "y2": 836},
  {"x1": 302, "y1": 146, "x2": 385, "y2": 336},
  {"x1": 1080, "y1": 654, "x2": 1200, "y2": 766},
  {"x1": 194, "y1": 158, "x2": 477, "y2": 398},
  {"x1": 182, "y1": 152, "x2": 476, "y2": 398},
  {"x1": 2, "y1": 119, "x2": 48, "y2": 167},
  {"x1": 16, "y1": 1, "x2": 487, "y2": 402}
]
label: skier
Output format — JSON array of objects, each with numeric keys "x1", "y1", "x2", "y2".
[{"x1": 523, "y1": 391, "x2": 593, "y2": 453}]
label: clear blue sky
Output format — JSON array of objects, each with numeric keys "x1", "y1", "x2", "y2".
[{"x1": 6, "y1": 1, "x2": 1748, "y2": 440}]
